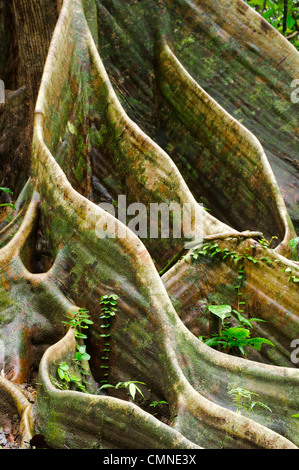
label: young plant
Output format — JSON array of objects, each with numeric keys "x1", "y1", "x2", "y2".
[
  {"x1": 56, "y1": 361, "x2": 86, "y2": 392},
  {"x1": 100, "y1": 294, "x2": 118, "y2": 319},
  {"x1": 99, "y1": 380, "x2": 146, "y2": 401},
  {"x1": 228, "y1": 387, "x2": 272, "y2": 414},
  {"x1": 258, "y1": 236, "x2": 278, "y2": 249},
  {"x1": 75, "y1": 344, "x2": 91, "y2": 362},
  {"x1": 289, "y1": 237, "x2": 299, "y2": 261},
  {"x1": 150, "y1": 400, "x2": 168, "y2": 408},
  {"x1": 99, "y1": 294, "x2": 118, "y2": 384},
  {"x1": 58, "y1": 307, "x2": 93, "y2": 393},
  {"x1": 0, "y1": 187, "x2": 15, "y2": 210},
  {"x1": 62, "y1": 308, "x2": 93, "y2": 339},
  {"x1": 200, "y1": 301, "x2": 274, "y2": 356},
  {"x1": 205, "y1": 326, "x2": 274, "y2": 356}
]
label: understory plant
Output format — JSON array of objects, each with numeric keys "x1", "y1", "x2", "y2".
[
  {"x1": 99, "y1": 380, "x2": 146, "y2": 401},
  {"x1": 228, "y1": 387, "x2": 272, "y2": 414},
  {"x1": 199, "y1": 302, "x2": 274, "y2": 356},
  {"x1": 289, "y1": 237, "x2": 299, "y2": 261},
  {"x1": 99, "y1": 294, "x2": 118, "y2": 384},
  {"x1": 0, "y1": 187, "x2": 15, "y2": 210},
  {"x1": 55, "y1": 360, "x2": 87, "y2": 392},
  {"x1": 194, "y1": 241, "x2": 275, "y2": 356},
  {"x1": 150, "y1": 400, "x2": 168, "y2": 408},
  {"x1": 62, "y1": 307, "x2": 94, "y2": 339},
  {"x1": 52, "y1": 308, "x2": 94, "y2": 392}
]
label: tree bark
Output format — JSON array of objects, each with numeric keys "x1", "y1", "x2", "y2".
[{"x1": 0, "y1": 0, "x2": 298, "y2": 450}]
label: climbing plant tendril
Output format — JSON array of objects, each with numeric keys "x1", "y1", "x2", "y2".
[{"x1": 0, "y1": 0, "x2": 298, "y2": 449}]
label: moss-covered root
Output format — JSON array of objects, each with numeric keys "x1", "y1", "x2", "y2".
[
  {"x1": 157, "y1": 42, "x2": 296, "y2": 257},
  {"x1": 33, "y1": 329, "x2": 200, "y2": 450},
  {"x1": 0, "y1": 376, "x2": 34, "y2": 448},
  {"x1": 33, "y1": 327, "x2": 298, "y2": 449}
]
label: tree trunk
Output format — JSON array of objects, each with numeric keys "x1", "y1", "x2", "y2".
[{"x1": 0, "y1": 0, "x2": 298, "y2": 449}]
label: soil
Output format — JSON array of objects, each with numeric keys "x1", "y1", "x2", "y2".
[{"x1": 0, "y1": 370, "x2": 38, "y2": 449}]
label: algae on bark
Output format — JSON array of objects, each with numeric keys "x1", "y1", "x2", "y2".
[{"x1": 0, "y1": 0, "x2": 298, "y2": 449}]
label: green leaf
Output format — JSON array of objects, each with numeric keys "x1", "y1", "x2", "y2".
[
  {"x1": 232, "y1": 310, "x2": 253, "y2": 328},
  {"x1": 75, "y1": 332, "x2": 87, "y2": 339},
  {"x1": 129, "y1": 383, "x2": 136, "y2": 400},
  {"x1": 0, "y1": 187, "x2": 13, "y2": 194},
  {"x1": 248, "y1": 337, "x2": 275, "y2": 351},
  {"x1": 208, "y1": 305, "x2": 232, "y2": 321},
  {"x1": 222, "y1": 327, "x2": 250, "y2": 339},
  {"x1": 287, "y1": 13, "x2": 295, "y2": 30},
  {"x1": 81, "y1": 353, "x2": 91, "y2": 361},
  {"x1": 67, "y1": 121, "x2": 76, "y2": 135},
  {"x1": 289, "y1": 237, "x2": 299, "y2": 261},
  {"x1": 99, "y1": 384, "x2": 115, "y2": 391},
  {"x1": 0, "y1": 203, "x2": 15, "y2": 209},
  {"x1": 57, "y1": 368, "x2": 65, "y2": 380},
  {"x1": 250, "y1": 401, "x2": 272, "y2": 413}
]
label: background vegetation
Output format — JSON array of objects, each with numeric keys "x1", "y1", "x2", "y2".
[{"x1": 246, "y1": 0, "x2": 299, "y2": 49}]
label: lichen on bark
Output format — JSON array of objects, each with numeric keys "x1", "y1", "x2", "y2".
[{"x1": 0, "y1": 0, "x2": 298, "y2": 449}]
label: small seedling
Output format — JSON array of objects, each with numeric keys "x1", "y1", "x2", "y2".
[
  {"x1": 200, "y1": 300, "x2": 274, "y2": 356},
  {"x1": 99, "y1": 294, "x2": 118, "y2": 383},
  {"x1": 0, "y1": 187, "x2": 15, "y2": 210},
  {"x1": 62, "y1": 308, "x2": 93, "y2": 339},
  {"x1": 99, "y1": 380, "x2": 146, "y2": 401},
  {"x1": 75, "y1": 344, "x2": 91, "y2": 362},
  {"x1": 258, "y1": 236, "x2": 278, "y2": 249},
  {"x1": 289, "y1": 237, "x2": 299, "y2": 261},
  {"x1": 228, "y1": 387, "x2": 272, "y2": 414},
  {"x1": 150, "y1": 400, "x2": 168, "y2": 408},
  {"x1": 56, "y1": 361, "x2": 86, "y2": 392}
]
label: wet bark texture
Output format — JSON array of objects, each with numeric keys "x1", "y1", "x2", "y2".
[{"x1": 0, "y1": 0, "x2": 298, "y2": 449}]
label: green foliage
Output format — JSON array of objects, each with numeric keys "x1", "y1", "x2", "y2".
[
  {"x1": 150, "y1": 400, "x2": 168, "y2": 408},
  {"x1": 281, "y1": 265, "x2": 299, "y2": 283},
  {"x1": 195, "y1": 243, "x2": 274, "y2": 356},
  {"x1": 62, "y1": 308, "x2": 93, "y2": 339},
  {"x1": 246, "y1": 0, "x2": 299, "y2": 49},
  {"x1": 191, "y1": 241, "x2": 260, "y2": 266},
  {"x1": 258, "y1": 236, "x2": 278, "y2": 249},
  {"x1": 56, "y1": 361, "x2": 86, "y2": 392},
  {"x1": 291, "y1": 413, "x2": 299, "y2": 418},
  {"x1": 0, "y1": 187, "x2": 15, "y2": 210},
  {"x1": 75, "y1": 344, "x2": 91, "y2": 362},
  {"x1": 289, "y1": 237, "x2": 299, "y2": 261},
  {"x1": 228, "y1": 386, "x2": 272, "y2": 414},
  {"x1": 99, "y1": 381, "x2": 146, "y2": 401},
  {"x1": 99, "y1": 294, "x2": 118, "y2": 384},
  {"x1": 204, "y1": 325, "x2": 274, "y2": 355},
  {"x1": 193, "y1": 240, "x2": 275, "y2": 356},
  {"x1": 99, "y1": 295, "x2": 118, "y2": 320},
  {"x1": 201, "y1": 299, "x2": 274, "y2": 355},
  {"x1": 53, "y1": 307, "x2": 94, "y2": 393}
]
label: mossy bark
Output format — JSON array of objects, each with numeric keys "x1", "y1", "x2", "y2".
[{"x1": 0, "y1": 0, "x2": 298, "y2": 449}]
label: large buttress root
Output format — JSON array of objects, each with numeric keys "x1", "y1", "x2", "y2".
[{"x1": 0, "y1": 0, "x2": 298, "y2": 449}]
